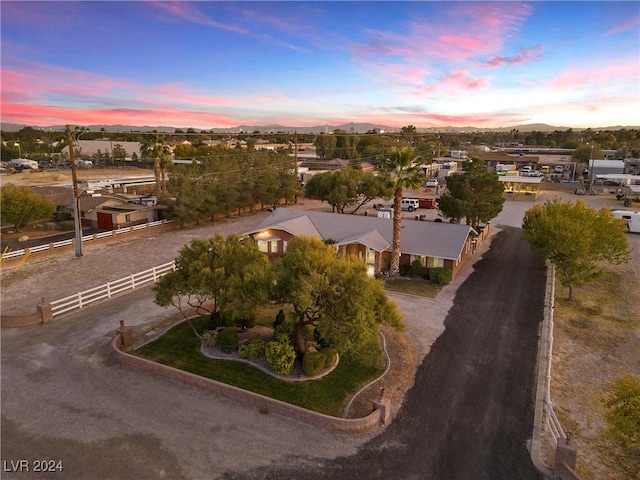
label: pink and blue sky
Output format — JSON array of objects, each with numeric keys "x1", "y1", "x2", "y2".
[{"x1": 1, "y1": 1, "x2": 639, "y2": 130}]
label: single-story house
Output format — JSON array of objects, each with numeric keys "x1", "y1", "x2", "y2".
[
  {"x1": 31, "y1": 186, "x2": 163, "y2": 229},
  {"x1": 243, "y1": 208, "x2": 480, "y2": 278}
]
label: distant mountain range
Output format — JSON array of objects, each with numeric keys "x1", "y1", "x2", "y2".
[{"x1": 1, "y1": 121, "x2": 638, "y2": 134}]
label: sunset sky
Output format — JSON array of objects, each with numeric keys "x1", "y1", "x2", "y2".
[{"x1": 1, "y1": 1, "x2": 639, "y2": 130}]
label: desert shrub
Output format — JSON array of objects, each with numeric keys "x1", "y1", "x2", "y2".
[
  {"x1": 210, "y1": 311, "x2": 230, "y2": 329},
  {"x1": 265, "y1": 335, "x2": 296, "y2": 375},
  {"x1": 238, "y1": 339, "x2": 266, "y2": 360},
  {"x1": 428, "y1": 267, "x2": 452, "y2": 285},
  {"x1": 201, "y1": 330, "x2": 219, "y2": 347},
  {"x1": 219, "y1": 327, "x2": 238, "y2": 354},
  {"x1": 44, "y1": 222, "x2": 56, "y2": 231},
  {"x1": 302, "y1": 348, "x2": 337, "y2": 377},
  {"x1": 58, "y1": 220, "x2": 75, "y2": 231}
]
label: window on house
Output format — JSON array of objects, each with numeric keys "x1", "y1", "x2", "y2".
[
  {"x1": 257, "y1": 240, "x2": 269, "y2": 253},
  {"x1": 125, "y1": 214, "x2": 131, "y2": 223},
  {"x1": 427, "y1": 257, "x2": 444, "y2": 268},
  {"x1": 411, "y1": 255, "x2": 426, "y2": 267}
]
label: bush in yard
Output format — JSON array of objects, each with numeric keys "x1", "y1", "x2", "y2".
[
  {"x1": 201, "y1": 329, "x2": 219, "y2": 347},
  {"x1": 428, "y1": 267, "x2": 452, "y2": 285},
  {"x1": 399, "y1": 263, "x2": 412, "y2": 276},
  {"x1": 302, "y1": 348, "x2": 337, "y2": 377},
  {"x1": 265, "y1": 335, "x2": 296, "y2": 375},
  {"x1": 238, "y1": 339, "x2": 266, "y2": 360},
  {"x1": 273, "y1": 317, "x2": 295, "y2": 342},
  {"x1": 409, "y1": 259, "x2": 424, "y2": 276},
  {"x1": 219, "y1": 327, "x2": 238, "y2": 354},
  {"x1": 59, "y1": 220, "x2": 75, "y2": 231}
]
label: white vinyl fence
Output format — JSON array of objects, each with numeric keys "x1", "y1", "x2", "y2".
[
  {"x1": 1, "y1": 220, "x2": 172, "y2": 261},
  {"x1": 544, "y1": 265, "x2": 566, "y2": 443},
  {"x1": 50, "y1": 261, "x2": 175, "y2": 318}
]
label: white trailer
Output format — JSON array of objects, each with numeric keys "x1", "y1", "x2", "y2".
[
  {"x1": 9, "y1": 158, "x2": 39, "y2": 170},
  {"x1": 612, "y1": 210, "x2": 640, "y2": 233}
]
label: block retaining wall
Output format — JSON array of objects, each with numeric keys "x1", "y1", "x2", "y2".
[{"x1": 112, "y1": 334, "x2": 384, "y2": 434}]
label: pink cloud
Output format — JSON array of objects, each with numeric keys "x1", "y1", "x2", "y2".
[
  {"x1": 1, "y1": 102, "x2": 242, "y2": 129},
  {"x1": 353, "y1": 2, "x2": 532, "y2": 65},
  {"x1": 417, "y1": 70, "x2": 490, "y2": 96},
  {"x1": 548, "y1": 58, "x2": 639, "y2": 90},
  {"x1": 480, "y1": 45, "x2": 543, "y2": 68}
]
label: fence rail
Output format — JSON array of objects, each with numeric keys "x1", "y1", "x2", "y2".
[
  {"x1": 544, "y1": 265, "x2": 566, "y2": 443},
  {"x1": 50, "y1": 261, "x2": 175, "y2": 318},
  {"x1": 1, "y1": 219, "x2": 173, "y2": 263}
]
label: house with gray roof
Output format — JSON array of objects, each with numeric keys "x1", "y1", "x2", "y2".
[{"x1": 243, "y1": 208, "x2": 480, "y2": 278}]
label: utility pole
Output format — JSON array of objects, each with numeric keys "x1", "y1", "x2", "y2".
[{"x1": 66, "y1": 125, "x2": 83, "y2": 257}]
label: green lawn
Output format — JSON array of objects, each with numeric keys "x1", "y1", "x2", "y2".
[
  {"x1": 384, "y1": 277, "x2": 443, "y2": 297},
  {"x1": 135, "y1": 316, "x2": 386, "y2": 417}
]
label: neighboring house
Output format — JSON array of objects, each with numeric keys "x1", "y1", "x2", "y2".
[
  {"x1": 243, "y1": 208, "x2": 479, "y2": 278},
  {"x1": 31, "y1": 186, "x2": 163, "y2": 230}
]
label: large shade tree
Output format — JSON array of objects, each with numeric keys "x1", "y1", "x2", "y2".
[
  {"x1": 437, "y1": 157, "x2": 505, "y2": 230},
  {"x1": 522, "y1": 199, "x2": 630, "y2": 300},
  {"x1": 272, "y1": 236, "x2": 404, "y2": 357},
  {"x1": 305, "y1": 169, "x2": 392, "y2": 214},
  {"x1": 153, "y1": 234, "x2": 272, "y2": 336},
  {"x1": 378, "y1": 147, "x2": 424, "y2": 277},
  {"x1": 0, "y1": 184, "x2": 56, "y2": 231}
]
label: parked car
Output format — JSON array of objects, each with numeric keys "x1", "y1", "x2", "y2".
[
  {"x1": 554, "y1": 165, "x2": 564, "y2": 174},
  {"x1": 425, "y1": 178, "x2": 439, "y2": 188},
  {"x1": 401, "y1": 198, "x2": 420, "y2": 212}
]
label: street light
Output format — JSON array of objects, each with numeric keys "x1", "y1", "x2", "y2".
[{"x1": 13, "y1": 141, "x2": 21, "y2": 158}]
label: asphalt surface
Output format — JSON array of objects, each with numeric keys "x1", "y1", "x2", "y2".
[{"x1": 2, "y1": 190, "x2": 632, "y2": 480}]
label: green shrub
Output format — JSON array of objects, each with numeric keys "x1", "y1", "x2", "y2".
[
  {"x1": 429, "y1": 267, "x2": 452, "y2": 285},
  {"x1": 58, "y1": 220, "x2": 75, "y2": 231},
  {"x1": 44, "y1": 222, "x2": 56, "y2": 231},
  {"x1": 238, "y1": 339, "x2": 266, "y2": 360},
  {"x1": 201, "y1": 330, "x2": 219, "y2": 347},
  {"x1": 273, "y1": 317, "x2": 295, "y2": 342},
  {"x1": 265, "y1": 337, "x2": 296, "y2": 375},
  {"x1": 302, "y1": 348, "x2": 337, "y2": 377},
  {"x1": 409, "y1": 259, "x2": 424, "y2": 276},
  {"x1": 219, "y1": 327, "x2": 238, "y2": 354},
  {"x1": 399, "y1": 263, "x2": 412, "y2": 276}
]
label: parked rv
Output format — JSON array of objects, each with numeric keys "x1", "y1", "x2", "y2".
[
  {"x1": 612, "y1": 210, "x2": 640, "y2": 233},
  {"x1": 9, "y1": 159, "x2": 39, "y2": 170}
]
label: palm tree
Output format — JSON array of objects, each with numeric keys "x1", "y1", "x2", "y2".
[
  {"x1": 379, "y1": 147, "x2": 424, "y2": 277},
  {"x1": 140, "y1": 135, "x2": 172, "y2": 194}
]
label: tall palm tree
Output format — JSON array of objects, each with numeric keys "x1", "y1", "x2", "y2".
[
  {"x1": 379, "y1": 147, "x2": 424, "y2": 277},
  {"x1": 140, "y1": 135, "x2": 172, "y2": 194}
]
